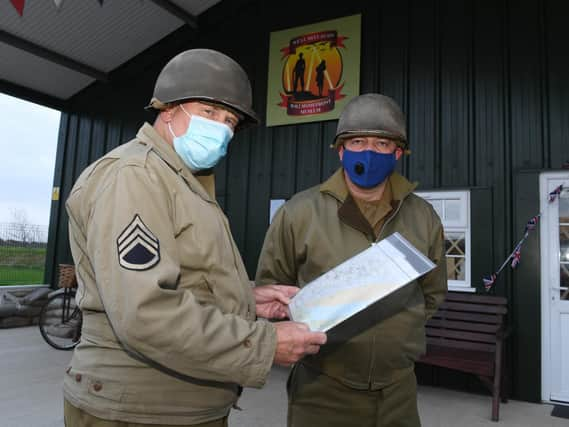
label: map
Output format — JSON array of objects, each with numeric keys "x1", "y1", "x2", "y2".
[{"x1": 288, "y1": 232, "x2": 436, "y2": 332}]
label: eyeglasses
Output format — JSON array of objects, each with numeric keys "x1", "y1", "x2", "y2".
[{"x1": 343, "y1": 137, "x2": 400, "y2": 154}]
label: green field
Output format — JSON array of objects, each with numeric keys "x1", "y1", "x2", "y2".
[
  {"x1": 0, "y1": 266, "x2": 44, "y2": 285},
  {"x1": 0, "y1": 246, "x2": 46, "y2": 285}
]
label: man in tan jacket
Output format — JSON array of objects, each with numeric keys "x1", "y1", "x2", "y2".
[
  {"x1": 64, "y1": 49, "x2": 326, "y2": 427},
  {"x1": 256, "y1": 94, "x2": 447, "y2": 427}
]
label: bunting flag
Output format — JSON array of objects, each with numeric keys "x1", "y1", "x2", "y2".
[
  {"x1": 10, "y1": 0, "x2": 25, "y2": 16},
  {"x1": 483, "y1": 274, "x2": 497, "y2": 291},
  {"x1": 549, "y1": 185, "x2": 563, "y2": 203},
  {"x1": 11, "y1": 0, "x2": 104, "y2": 16},
  {"x1": 483, "y1": 184, "x2": 565, "y2": 292},
  {"x1": 525, "y1": 215, "x2": 539, "y2": 233},
  {"x1": 510, "y1": 245, "x2": 522, "y2": 269}
]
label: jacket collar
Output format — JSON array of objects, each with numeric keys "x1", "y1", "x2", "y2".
[
  {"x1": 320, "y1": 167, "x2": 418, "y2": 204},
  {"x1": 320, "y1": 167, "x2": 418, "y2": 238},
  {"x1": 136, "y1": 123, "x2": 216, "y2": 202}
]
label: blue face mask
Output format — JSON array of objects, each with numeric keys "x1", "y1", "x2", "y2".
[
  {"x1": 169, "y1": 105, "x2": 234, "y2": 171},
  {"x1": 341, "y1": 149, "x2": 397, "y2": 188}
]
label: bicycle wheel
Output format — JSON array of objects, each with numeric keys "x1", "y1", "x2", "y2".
[{"x1": 39, "y1": 291, "x2": 82, "y2": 350}]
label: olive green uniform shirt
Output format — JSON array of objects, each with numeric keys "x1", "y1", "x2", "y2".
[{"x1": 256, "y1": 168, "x2": 447, "y2": 390}]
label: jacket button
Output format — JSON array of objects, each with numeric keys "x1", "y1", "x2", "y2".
[
  {"x1": 243, "y1": 339, "x2": 252, "y2": 348},
  {"x1": 75, "y1": 373, "x2": 82, "y2": 382},
  {"x1": 93, "y1": 382, "x2": 102, "y2": 392}
]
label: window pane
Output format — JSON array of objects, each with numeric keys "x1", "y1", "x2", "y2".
[
  {"x1": 445, "y1": 231, "x2": 466, "y2": 281},
  {"x1": 445, "y1": 199, "x2": 461, "y2": 222},
  {"x1": 560, "y1": 265, "x2": 569, "y2": 300},
  {"x1": 447, "y1": 257, "x2": 465, "y2": 281},
  {"x1": 429, "y1": 199, "x2": 444, "y2": 219},
  {"x1": 559, "y1": 195, "x2": 569, "y2": 299},
  {"x1": 559, "y1": 194, "x2": 569, "y2": 222},
  {"x1": 445, "y1": 232, "x2": 465, "y2": 256}
]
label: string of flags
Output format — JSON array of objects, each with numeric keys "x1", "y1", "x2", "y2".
[
  {"x1": 483, "y1": 184, "x2": 564, "y2": 291},
  {"x1": 9, "y1": 0, "x2": 105, "y2": 16}
]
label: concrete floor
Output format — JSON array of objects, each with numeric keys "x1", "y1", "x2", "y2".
[{"x1": 0, "y1": 326, "x2": 566, "y2": 427}]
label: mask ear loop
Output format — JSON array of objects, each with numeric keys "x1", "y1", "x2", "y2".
[
  {"x1": 168, "y1": 105, "x2": 193, "y2": 138},
  {"x1": 179, "y1": 104, "x2": 193, "y2": 118}
]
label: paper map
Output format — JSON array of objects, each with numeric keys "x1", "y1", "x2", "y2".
[{"x1": 288, "y1": 232, "x2": 436, "y2": 332}]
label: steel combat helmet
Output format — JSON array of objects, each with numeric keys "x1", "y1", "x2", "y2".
[
  {"x1": 334, "y1": 94, "x2": 409, "y2": 152},
  {"x1": 147, "y1": 49, "x2": 259, "y2": 128}
]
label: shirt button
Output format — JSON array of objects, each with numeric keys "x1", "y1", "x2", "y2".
[
  {"x1": 75, "y1": 374, "x2": 82, "y2": 382},
  {"x1": 243, "y1": 339, "x2": 252, "y2": 348},
  {"x1": 93, "y1": 382, "x2": 102, "y2": 392}
]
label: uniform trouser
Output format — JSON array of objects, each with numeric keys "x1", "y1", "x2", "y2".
[
  {"x1": 64, "y1": 400, "x2": 228, "y2": 427},
  {"x1": 287, "y1": 364, "x2": 420, "y2": 427}
]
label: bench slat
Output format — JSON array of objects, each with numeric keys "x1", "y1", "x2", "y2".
[
  {"x1": 419, "y1": 354, "x2": 494, "y2": 377},
  {"x1": 426, "y1": 319, "x2": 501, "y2": 333},
  {"x1": 426, "y1": 327, "x2": 499, "y2": 343},
  {"x1": 426, "y1": 336, "x2": 496, "y2": 352},
  {"x1": 431, "y1": 310, "x2": 503, "y2": 324},
  {"x1": 445, "y1": 292, "x2": 507, "y2": 305},
  {"x1": 439, "y1": 301, "x2": 507, "y2": 315}
]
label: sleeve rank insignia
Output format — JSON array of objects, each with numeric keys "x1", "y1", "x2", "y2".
[{"x1": 117, "y1": 214, "x2": 160, "y2": 271}]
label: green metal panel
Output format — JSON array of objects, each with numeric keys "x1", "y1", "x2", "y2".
[
  {"x1": 407, "y1": 0, "x2": 438, "y2": 188},
  {"x1": 439, "y1": 0, "x2": 473, "y2": 188},
  {"x1": 546, "y1": 1, "x2": 569, "y2": 168},
  {"x1": 295, "y1": 123, "x2": 322, "y2": 193},
  {"x1": 513, "y1": 170, "x2": 542, "y2": 402},
  {"x1": 224, "y1": 129, "x2": 252, "y2": 254},
  {"x1": 271, "y1": 126, "x2": 297, "y2": 198},
  {"x1": 469, "y1": 188, "x2": 494, "y2": 294},
  {"x1": 244, "y1": 126, "x2": 273, "y2": 275}
]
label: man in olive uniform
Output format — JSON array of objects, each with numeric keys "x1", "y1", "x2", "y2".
[
  {"x1": 64, "y1": 49, "x2": 327, "y2": 427},
  {"x1": 256, "y1": 94, "x2": 447, "y2": 427}
]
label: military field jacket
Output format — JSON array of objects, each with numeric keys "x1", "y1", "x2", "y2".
[
  {"x1": 64, "y1": 123, "x2": 276, "y2": 425},
  {"x1": 256, "y1": 168, "x2": 447, "y2": 390}
]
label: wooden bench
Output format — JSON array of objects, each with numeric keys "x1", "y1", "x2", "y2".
[{"x1": 418, "y1": 291, "x2": 510, "y2": 421}]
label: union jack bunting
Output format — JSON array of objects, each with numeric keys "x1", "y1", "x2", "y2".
[
  {"x1": 483, "y1": 274, "x2": 497, "y2": 291},
  {"x1": 510, "y1": 245, "x2": 522, "y2": 268},
  {"x1": 548, "y1": 185, "x2": 563, "y2": 203},
  {"x1": 525, "y1": 215, "x2": 539, "y2": 233}
]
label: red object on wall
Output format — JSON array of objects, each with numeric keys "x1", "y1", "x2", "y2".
[{"x1": 10, "y1": 0, "x2": 25, "y2": 16}]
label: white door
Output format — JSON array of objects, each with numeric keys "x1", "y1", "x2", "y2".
[{"x1": 541, "y1": 172, "x2": 569, "y2": 404}]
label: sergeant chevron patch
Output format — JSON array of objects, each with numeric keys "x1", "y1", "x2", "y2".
[{"x1": 117, "y1": 214, "x2": 160, "y2": 271}]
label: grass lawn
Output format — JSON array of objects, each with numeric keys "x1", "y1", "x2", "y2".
[
  {"x1": 0, "y1": 246, "x2": 46, "y2": 285},
  {"x1": 0, "y1": 266, "x2": 44, "y2": 285}
]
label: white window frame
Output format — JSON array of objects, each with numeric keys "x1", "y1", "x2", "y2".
[
  {"x1": 415, "y1": 190, "x2": 474, "y2": 292},
  {"x1": 269, "y1": 199, "x2": 287, "y2": 224}
]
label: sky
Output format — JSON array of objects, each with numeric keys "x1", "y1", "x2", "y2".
[{"x1": 0, "y1": 93, "x2": 60, "y2": 227}]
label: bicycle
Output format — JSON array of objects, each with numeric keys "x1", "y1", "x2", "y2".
[{"x1": 38, "y1": 264, "x2": 82, "y2": 350}]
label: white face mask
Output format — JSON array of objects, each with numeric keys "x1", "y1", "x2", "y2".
[{"x1": 168, "y1": 105, "x2": 234, "y2": 171}]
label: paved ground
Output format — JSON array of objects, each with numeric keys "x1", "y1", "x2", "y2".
[{"x1": 1, "y1": 326, "x2": 567, "y2": 427}]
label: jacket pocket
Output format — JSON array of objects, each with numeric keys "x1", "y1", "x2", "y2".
[{"x1": 86, "y1": 376, "x2": 126, "y2": 402}]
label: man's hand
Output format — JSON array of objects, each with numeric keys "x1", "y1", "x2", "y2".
[
  {"x1": 273, "y1": 321, "x2": 327, "y2": 367},
  {"x1": 254, "y1": 284, "x2": 299, "y2": 319}
]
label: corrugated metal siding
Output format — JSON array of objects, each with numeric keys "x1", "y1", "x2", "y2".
[{"x1": 45, "y1": 0, "x2": 569, "y2": 401}]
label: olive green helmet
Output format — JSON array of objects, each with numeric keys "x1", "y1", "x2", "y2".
[
  {"x1": 333, "y1": 93, "x2": 408, "y2": 152},
  {"x1": 146, "y1": 49, "x2": 259, "y2": 128}
]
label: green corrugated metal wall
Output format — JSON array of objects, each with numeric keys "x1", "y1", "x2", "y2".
[{"x1": 45, "y1": 0, "x2": 569, "y2": 401}]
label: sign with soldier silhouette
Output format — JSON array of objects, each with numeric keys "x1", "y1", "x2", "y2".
[{"x1": 266, "y1": 14, "x2": 361, "y2": 127}]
